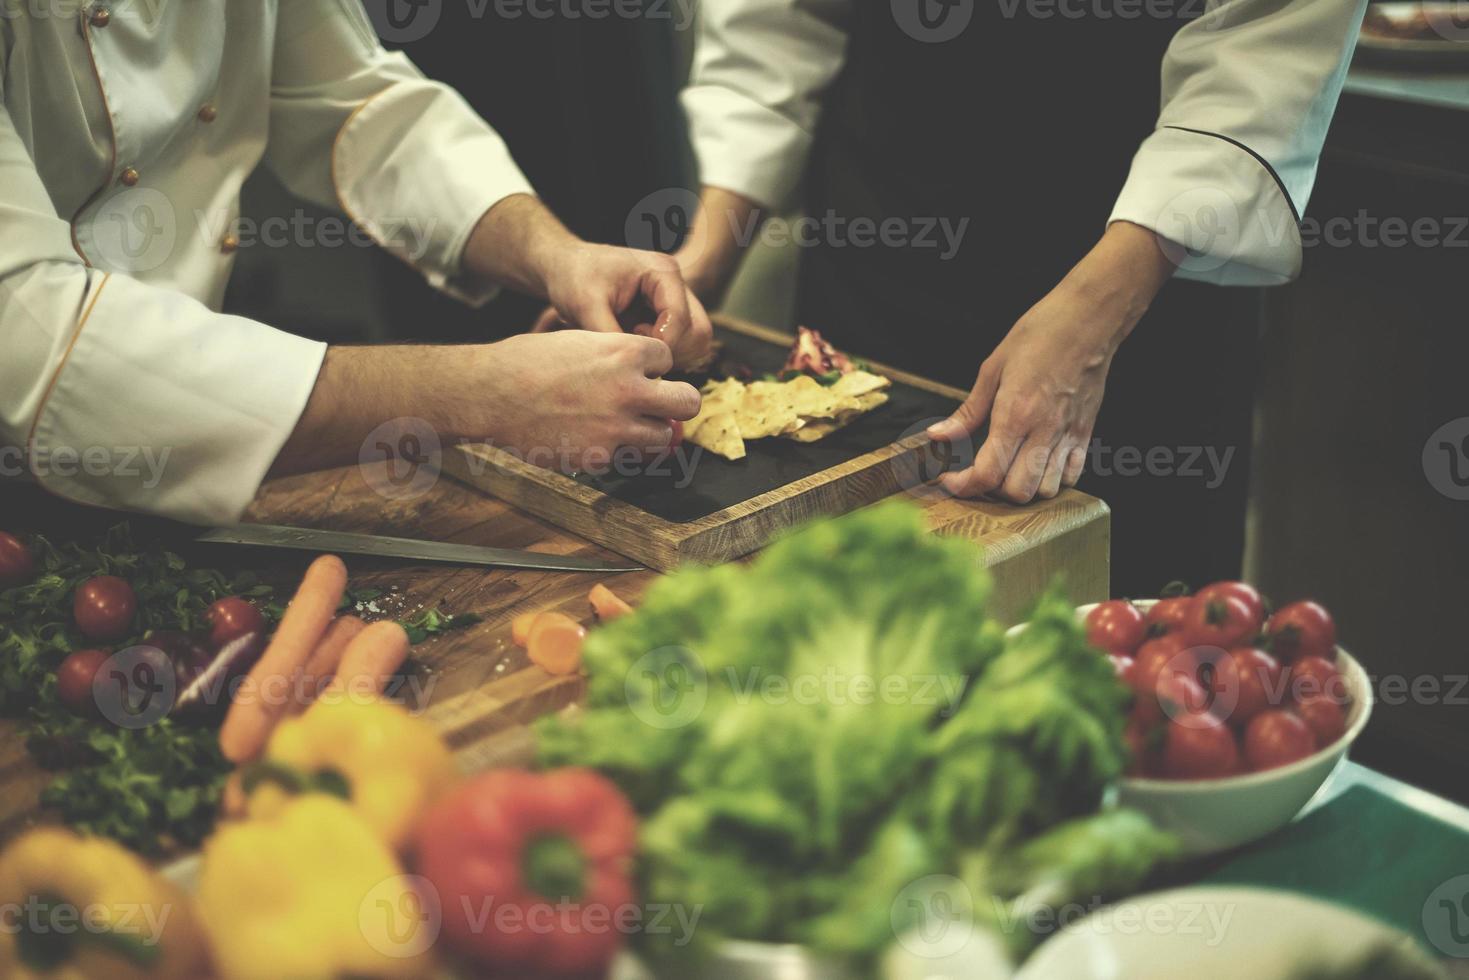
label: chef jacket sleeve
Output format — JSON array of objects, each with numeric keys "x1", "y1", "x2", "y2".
[
  {"x1": 0, "y1": 102, "x2": 327, "y2": 524},
  {"x1": 680, "y1": 0, "x2": 853, "y2": 210},
  {"x1": 264, "y1": 0, "x2": 536, "y2": 305},
  {"x1": 1109, "y1": 0, "x2": 1368, "y2": 286}
]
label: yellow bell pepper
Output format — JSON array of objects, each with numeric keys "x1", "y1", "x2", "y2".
[
  {"x1": 198, "y1": 795, "x2": 435, "y2": 979},
  {"x1": 243, "y1": 697, "x2": 457, "y2": 849},
  {"x1": 0, "y1": 828, "x2": 208, "y2": 980}
]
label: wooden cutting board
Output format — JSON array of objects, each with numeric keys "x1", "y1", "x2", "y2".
[
  {"x1": 443, "y1": 315, "x2": 971, "y2": 570},
  {"x1": 0, "y1": 457, "x2": 1110, "y2": 848}
]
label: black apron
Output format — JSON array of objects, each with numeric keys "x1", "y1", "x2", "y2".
[
  {"x1": 797, "y1": 3, "x2": 1261, "y2": 595},
  {"x1": 369, "y1": 3, "x2": 694, "y2": 341}
]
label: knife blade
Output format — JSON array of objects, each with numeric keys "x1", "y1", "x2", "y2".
[{"x1": 194, "y1": 524, "x2": 642, "y2": 573}]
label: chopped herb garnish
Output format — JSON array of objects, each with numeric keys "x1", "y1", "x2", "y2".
[{"x1": 2, "y1": 523, "x2": 477, "y2": 854}]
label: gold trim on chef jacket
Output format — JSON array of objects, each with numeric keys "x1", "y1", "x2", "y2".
[{"x1": 68, "y1": 5, "x2": 121, "y2": 266}]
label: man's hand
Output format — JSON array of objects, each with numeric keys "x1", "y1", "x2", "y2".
[
  {"x1": 271, "y1": 332, "x2": 701, "y2": 479},
  {"x1": 470, "y1": 194, "x2": 711, "y2": 369},
  {"x1": 927, "y1": 222, "x2": 1177, "y2": 503},
  {"x1": 474, "y1": 331, "x2": 701, "y2": 470},
  {"x1": 536, "y1": 243, "x2": 714, "y2": 370}
]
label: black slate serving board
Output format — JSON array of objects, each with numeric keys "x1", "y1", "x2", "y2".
[{"x1": 578, "y1": 326, "x2": 963, "y2": 523}]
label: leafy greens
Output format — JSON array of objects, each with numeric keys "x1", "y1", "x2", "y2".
[{"x1": 538, "y1": 500, "x2": 1177, "y2": 963}]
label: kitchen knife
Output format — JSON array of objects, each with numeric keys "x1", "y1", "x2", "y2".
[{"x1": 194, "y1": 524, "x2": 643, "y2": 573}]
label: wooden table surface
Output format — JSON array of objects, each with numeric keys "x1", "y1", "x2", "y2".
[{"x1": 0, "y1": 461, "x2": 1110, "y2": 840}]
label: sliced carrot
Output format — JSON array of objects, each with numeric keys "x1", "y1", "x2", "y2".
[
  {"x1": 220, "y1": 771, "x2": 247, "y2": 819},
  {"x1": 326, "y1": 620, "x2": 410, "y2": 701},
  {"x1": 220, "y1": 554, "x2": 347, "y2": 763},
  {"x1": 511, "y1": 612, "x2": 540, "y2": 648},
  {"x1": 588, "y1": 583, "x2": 633, "y2": 622},
  {"x1": 526, "y1": 612, "x2": 587, "y2": 676},
  {"x1": 290, "y1": 615, "x2": 366, "y2": 713}
]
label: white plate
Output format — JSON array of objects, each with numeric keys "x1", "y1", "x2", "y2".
[{"x1": 1016, "y1": 886, "x2": 1442, "y2": 980}]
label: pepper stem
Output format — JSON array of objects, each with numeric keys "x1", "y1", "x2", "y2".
[
  {"x1": 239, "y1": 760, "x2": 308, "y2": 796},
  {"x1": 15, "y1": 892, "x2": 161, "y2": 971},
  {"x1": 523, "y1": 834, "x2": 586, "y2": 902},
  {"x1": 240, "y1": 761, "x2": 352, "y2": 800}
]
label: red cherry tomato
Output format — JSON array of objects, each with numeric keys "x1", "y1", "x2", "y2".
[
  {"x1": 1183, "y1": 593, "x2": 1258, "y2": 650},
  {"x1": 1123, "y1": 716, "x2": 1160, "y2": 776},
  {"x1": 1266, "y1": 600, "x2": 1337, "y2": 663},
  {"x1": 1109, "y1": 653, "x2": 1136, "y2": 688},
  {"x1": 1132, "y1": 635, "x2": 1195, "y2": 696},
  {"x1": 1135, "y1": 665, "x2": 1209, "y2": 728},
  {"x1": 1085, "y1": 600, "x2": 1147, "y2": 656},
  {"x1": 1243, "y1": 709, "x2": 1316, "y2": 771},
  {"x1": 56, "y1": 648, "x2": 110, "y2": 716},
  {"x1": 0, "y1": 532, "x2": 35, "y2": 589},
  {"x1": 1132, "y1": 636, "x2": 1181, "y2": 694},
  {"x1": 668, "y1": 418, "x2": 684, "y2": 450},
  {"x1": 1299, "y1": 694, "x2": 1349, "y2": 747},
  {"x1": 1288, "y1": 655, "x2": 1345, "y2": 703},
  {"x1": 1143, "y1": 596, "x2": 1191, "y2": 636},
  {"x1": 1161, "y1": 710, "x2": 1240, "y2": 779},
  {"x1": 73, "y1": 575, "x2": 137, "y2": 642},
  {"x1": 206, "y1": 597, "x2": 265, "y2": 650},
  {"x1": 1296, "y1": 694, "x2": 1347, "y2": 748},
  {"x1": 1195, "y1": 580, "x2": 1265, "y2": 632},
  {"x1": 1208, "y1": 646, "x2": 1283, "y2": 728}
]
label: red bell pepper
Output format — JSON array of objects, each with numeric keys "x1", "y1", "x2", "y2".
[{"x1": 415, "y1": 768, "x2": 639, "y2": 976}]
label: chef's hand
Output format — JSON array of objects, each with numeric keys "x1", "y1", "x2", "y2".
[
  {"x1": 478, "y1": 330, "x2": 702, "y2": 469},
  {"x1": 468, "y1": 194, "x2": 712, "y2": 370},
  {"x1": 529, "y1": 244, "x2": 714, "y2": 370},
  {"x1": 271, "y1": 332, "x2": 700, "y2": 479},
  {"x1": 927, "y1": 222, "x2": 1177, "y2": 503}
]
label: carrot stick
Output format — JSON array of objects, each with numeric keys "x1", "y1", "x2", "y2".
[
  {"x1": 588, "y1": 583, "x2": 633, "y2": 622},
  {"x1": 289, "y1": 615, "x2": 366, "y2": 715},
  {"x1": 220, "y1": 771, "x2": 247, "y2": 819},
  {"x1": 511, "y1": 612, "x2": 539, "y2": 648},
  {"x1": 526, "y1": 612, "x2": 587, "y2": 676},
  {"x1": 326, "y1": 620, "x2": 410, "y2": 702},
  {"x1": 220, "y1": 554, "x2": 347, "y2": 763}
]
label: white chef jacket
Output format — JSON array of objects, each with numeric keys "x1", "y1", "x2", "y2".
[
  {"x1": 681, "y1": 0, "x2": 1367, "y2": 286},
  {"x1": 1, "y1": 0, "x2": 534, "y2": 524}
]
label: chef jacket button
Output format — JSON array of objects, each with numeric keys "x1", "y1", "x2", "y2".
[
  {"x1": 220, "y1": 233, "x2": 240, "y2": 254},
  {"x1": 118, "y1": 167, "x2": 139, "y2": 187},
  {"x1": 89, "y1": 6, "x2": 110, "y2": 27},
  {"x1": 198, "y1": 104, "x2": 218, "y2": 124}
]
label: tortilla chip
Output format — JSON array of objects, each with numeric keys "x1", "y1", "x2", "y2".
[
  {"x1": 687, "y1": 411, "x2": 746, "y2": 460},
  {"x1": 830, "y1": 370, "x2": 890, "y2": 399},
  {"x1": 782, "y1": 391, "x2": 889, "y2": 442},
  {"x1": 784, "y1": 422, "x2": 838, "y2": 443},
  {"x1": 700, "y1": 378, "x2": 745, "y2": 414},
  {"x1": 738, "y1": 381, "x2": 803, "y2": 439},
  {"x1": 781, "y1": 376, "x2": 842, "y2": 419},
  {"x1": 685, "y1": 367, "x2": 890, "y2": 453},
  {"x1": 686, "y1": 379, "x2": 745, "y2": 441}
]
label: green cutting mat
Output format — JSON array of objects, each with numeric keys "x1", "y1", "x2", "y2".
[{"x1": 1200, "y1": 785, "x2": 1469, "y2": 957}]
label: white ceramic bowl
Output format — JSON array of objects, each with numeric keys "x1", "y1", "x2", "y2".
[
  {"x1": 1016, "y1": 886, "x2": 1439, "y2": 980},
  {"x1": 1011, "y1": 600, "x2": 1373, "y2": 856}
]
